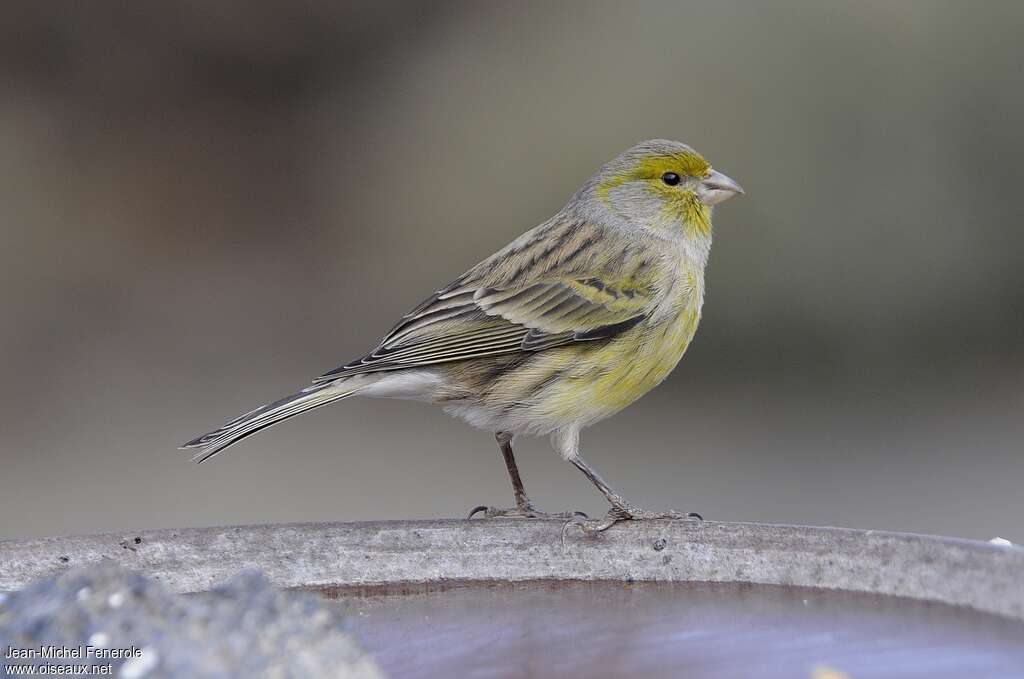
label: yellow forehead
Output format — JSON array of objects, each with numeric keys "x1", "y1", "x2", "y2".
[
  {"x1": 596, "y1": 151, "x2": 712, "y2": 236},
  {"x1": 597, "y1": 152, "x2": 710, "y2": 203},
  {"x1": 631, "y1": 152, "x2": 710, "y2": 180}
]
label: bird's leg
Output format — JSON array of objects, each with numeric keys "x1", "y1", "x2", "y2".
[
  {"x1": 468, "y1": 432, "x2": 587, "y2": 520},
  {"x1": 498, "y1": 431, "x2": 532, "y2": 511},
  {"x1": 563, "y1": 454, "x2": 702, "y2": 534}
]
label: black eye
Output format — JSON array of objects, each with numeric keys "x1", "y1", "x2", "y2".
[{"x1": 661, "y1": 172, "x2": 680, "y2": 186}]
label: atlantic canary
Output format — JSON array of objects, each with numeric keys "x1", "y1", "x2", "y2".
[{"x1": 182, "y1": 139, "x2": 744, "y2": 531}]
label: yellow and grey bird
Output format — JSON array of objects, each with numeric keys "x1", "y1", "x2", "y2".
[{"x1": 182, "y1": 139, "x2": 743, "y2": 531}]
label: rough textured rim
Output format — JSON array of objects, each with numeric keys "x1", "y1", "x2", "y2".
[{"x1": 1, "y1": 520, "x2": 1022, "y2": 620}]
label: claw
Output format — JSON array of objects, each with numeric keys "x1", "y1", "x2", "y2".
[
  {"x1": 561, "y1": 512, "x2": 618, "y2": 544},
  {"x1": 467, "y1": 504, "x2": 588, "y2": 520},
  {"x1": 561, "y1": 514, "x2": 587, "y2": 545},
  {"x1": 561, "y1": 505, "x2": 703, "y2": 542},
  {"x1": 467, "y1": 505, "x2": 490, "y2": 519},
  {"x1": 562, "y1": 512, "x2": 621, "y2": 539}
]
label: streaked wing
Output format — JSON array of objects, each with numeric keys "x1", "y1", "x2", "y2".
[
  {"x1": 314, "y1": 219, "x2": 657, "y2": 381},
  {"x1": 314, "y1": 279, "x2": 649, "y2": 380}
]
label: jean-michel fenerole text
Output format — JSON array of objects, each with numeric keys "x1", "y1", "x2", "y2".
[{"x1": 5, "y1": 645, "x2": 143, "y2": 660}]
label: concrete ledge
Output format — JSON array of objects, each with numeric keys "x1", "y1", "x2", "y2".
[{"x1": 2, "y1": 520, "x2": 1022, "y2": 620}]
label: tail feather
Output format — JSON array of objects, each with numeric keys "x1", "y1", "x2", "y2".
[{"x1": 180, "y1": 379, "x2": 367, "y2": 464}]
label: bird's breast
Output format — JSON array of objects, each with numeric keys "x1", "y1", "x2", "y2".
[{"x1": 540, "y1": 271, "x2": 704, "y2": 423}]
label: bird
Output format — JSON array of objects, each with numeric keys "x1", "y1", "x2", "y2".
[{"x1": 181, "y1": 139, "x2": 744, "y2": 532}]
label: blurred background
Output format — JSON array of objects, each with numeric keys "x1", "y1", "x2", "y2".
[{"x1": 1, "y1": 0, "x2": 1022, "y2": 542}]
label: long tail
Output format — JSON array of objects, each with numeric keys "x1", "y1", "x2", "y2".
[{"x1": 180, "y1": 378, "x2": 371, "y2": 464}]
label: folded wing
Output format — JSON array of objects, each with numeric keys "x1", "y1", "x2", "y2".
[{"x1": 315, "y1": 221, "x2": 657, "y2": 381}]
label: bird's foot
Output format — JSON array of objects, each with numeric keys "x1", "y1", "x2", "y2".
[
  {"x1": 467, "y1": 501, "x2": 587, "y2": 520},
  {"x1": 562, "y1": 501, "x2": 703, "y2": 537}
]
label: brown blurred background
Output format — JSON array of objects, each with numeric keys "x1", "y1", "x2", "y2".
[{"x1": 2, "y1": 1, "x2": 1022, "y2": 541}]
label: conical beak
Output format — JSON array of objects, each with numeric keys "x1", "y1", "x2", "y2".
[{"x1": 699, "y1": 169, "x2": 744, "y2": 206}]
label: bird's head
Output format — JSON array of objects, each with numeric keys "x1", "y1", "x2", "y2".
[{"x1": 584, "y1": 139, "x2": 743, "y2": 239}]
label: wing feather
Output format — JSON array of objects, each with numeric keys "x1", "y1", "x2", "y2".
[{"x1": 314, "y1": 220, "x2": 659, "y2": 382}]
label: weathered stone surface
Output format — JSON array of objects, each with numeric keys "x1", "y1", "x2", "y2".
[
  {"x1": 1, "y1": 520, "x2": 1022, "y2": 620},
  {"x1": 0, "y1": 562, "x2": 384, "y2": 679}
]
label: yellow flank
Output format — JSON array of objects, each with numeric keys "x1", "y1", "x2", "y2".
[{"x1": 537, "y1": 269, "x2": 702, "y2": 423}]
